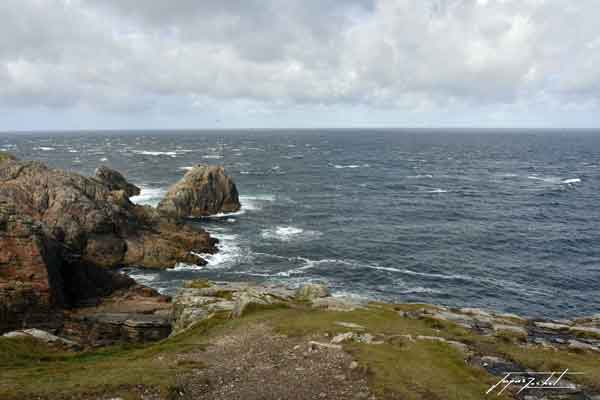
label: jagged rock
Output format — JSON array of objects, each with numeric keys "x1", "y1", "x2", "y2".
[
  {"x1": 308, "y1": 341, "x2": 342, "y2": 351},
  {"x1": 171, "y1": 282, "x2": 296, "y2": 334},
  {"x1": 94, "y1": 166, "x2": 140, "y2": 197},
  {"x1": 0, "y1": 156, "x2": 216, "y2": 334},
  {"x1": 158, "y1": 165, "x2": 241, "y2": 217},
  {"x1": 570, "y1": 326, "x2": 600, "y2": 337},
  {"x1": 295, "y1": 283, "x2": 330, "y2": 301}
]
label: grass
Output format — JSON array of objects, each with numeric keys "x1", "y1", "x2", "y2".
[
  {"x1": 0, "y1": 313, "x2": 227, "y2": 399},
  {"x1": 183, "y1": 279, "x2": 213, "y2": 289},
  {"x1": 2, "y1": 303, "x2": 599, "y2": 399}
]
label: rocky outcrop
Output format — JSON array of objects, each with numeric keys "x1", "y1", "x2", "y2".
[
  {"x1": 171, "y1": 281, "x2": 361, "y2": 334},
  {"x1": 94, "y1": 166, "x2": 140, "y2": 197},
  {"x1": 0, "y1": 154, "x2": 218, "y2": 335},
  {"x1": 158, "y1": 165, "x2": 241, "y2": 217}
]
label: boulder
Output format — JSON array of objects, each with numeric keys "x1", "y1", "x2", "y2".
[
  {"x1": 295, "y1": 283, "x2": 330, "y2": 301},
  {"x1": 94, "y1": 166, "x2": 140, "y2": 197},
  {"x1": 157, "y1": 165, "x2": 241, "y2": 217}
]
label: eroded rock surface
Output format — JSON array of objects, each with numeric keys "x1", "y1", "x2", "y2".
[
  {"x1": 0, "y1": 154, "x2": 218, "y2": 335},
  {"x1": 158, "y1": 165, "x2": 241, "y2": 217}
]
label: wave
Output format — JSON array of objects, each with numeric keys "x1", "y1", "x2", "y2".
[
  {"x1": 331, "y1": 163, "x2": 370, "y2": 169},
  {"x1": 239, "y1": 194, "x2": 275, "y2": 211},
  {"x1": 132, "y1": 150, "x2": 177, "y2": 157},
  {"x1": 528, "y1": 175, "x2": 581, "y2": 185},
  {"x1": 130, "y1": 186, "x2": 168, "y2": 207},
  {"x1": 202, "y1": 155, "x2": 223, "y2": 159},
  {"x1": 400, "y1": 287, "x2": 443, "y2": 294},
  {"x1": 407, "y1": 174, "x2": 433, "y2": 179},
  {"x1": 34, "y1": 146, "x2": 55, "y2": 151},
  {"x1": 260, "y1": 226, "x2": 322, "y2": 242},
  {"x1": 425, "y1": 188, "x2": 448, "y2": 193}
]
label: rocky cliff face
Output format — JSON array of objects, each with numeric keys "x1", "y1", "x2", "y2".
[
  {"x1": 0, "y1": 154, "x2": 225, "y2": 335},
  {"x1": 158, "y1": 165, "x2": 241, "y2": 217}
]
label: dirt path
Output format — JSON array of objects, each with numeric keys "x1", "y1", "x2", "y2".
[{"x1": 172, "y1": 323, "x2": 373, "y2": 400}]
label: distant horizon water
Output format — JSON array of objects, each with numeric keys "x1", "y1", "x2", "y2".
[{"x1": 3, "y1": 128, "x2": 599, "y2": 318}]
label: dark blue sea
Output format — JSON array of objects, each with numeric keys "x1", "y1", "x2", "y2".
[{"x1": 3, "y1": 129, "x2": 599, "y2": 318}]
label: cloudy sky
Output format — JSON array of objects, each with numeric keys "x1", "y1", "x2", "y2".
[{"x1": 1, "y1": 0, "x2": 599, "y2": 130}]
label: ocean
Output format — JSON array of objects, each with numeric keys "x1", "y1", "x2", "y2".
[{"x1": 3, "y1": 129, "x2": 599, "y2": 318}]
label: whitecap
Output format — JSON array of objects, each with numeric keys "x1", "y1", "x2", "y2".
[
  {"x1": 130, "y1": 186, "x2": 168, "y2": 207},
  {"x1": 100, "y1": 157, "x2": 108, "y2": 162},
  {"x1": 132, "y1": 150, "x2": 177, "y2": 157},
  {"x1": 202, "y1": 155, "x2": 223, "y2": 159},
  {"x1": 179, "y1": 166, "x2": 194, "y2": 171},
  {"x1": 332, "y1": 163, "x2": 370, "y2": 169},
  {"x1": 34, "y1": 146, "x2": 55, "y2": 151},
  {"x1": 189, "y1": 232, "x2": 252, "y2": 270},
  {"x1": 260, "y1": 226, "x2": 322, "y2": 242},
  {"x1": 426, "y1": 188, "x2": 448, "y2": 193},
  {"x1": 407, "y1": 174, "x2": 433, "y2": 179},
  {"x1": 562, "y1": 178, "x2": 581, "y2": 184},
  {"x1": 239, "y1": 194, "x2": 275, "y2": 211},
  {"x1": 400, "y1": 287, "x2": 442, "y2": 294}
]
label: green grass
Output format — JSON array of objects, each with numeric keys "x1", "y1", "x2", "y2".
[
  {"x1": 3, "y1": 303, "x2": 599, "y2": 399},
  {"x1": 0, "y1": 313, "x2": 227, "y2": 399},
  {"x1": 183, "y1": 279, "x2": 213, "y2": 289}
]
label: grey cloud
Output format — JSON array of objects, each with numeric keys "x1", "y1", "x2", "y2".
[{"x1": 0, "y1": 0, "x2": 599, "y2": 125}]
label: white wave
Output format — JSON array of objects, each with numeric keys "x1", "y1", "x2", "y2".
[
  {"x1": 239, "y1": 194, "x2": 275, "y2": 211},
  {"x1": 202, "y1": 155, "x2": 223, "y2": 159},
  {"x1": 34, "y1": 146, "x2": 55, "y2": 151},
  {"x1": 130, "y1": 186, "x2": 168, "y2": 207},
  {"x1": 261, "y1": 226, "x2": 322, "y2": 242},
  {"x1": 127, "y1": 272, "x2": 159, "y2": 285},
  {"x1": 132, "y1": 150, "x2": 177, "y2": 157},
  {"x1": 200, "y1": 209, "x2": 246, "y2": 218},
  {"x1": 528, "y1": 175, "x2": 582, "y2": 185},
  {"x1": 426, "y1": 188, "x2": 448, "y2": 193},
  {"x1": 100, "y1": 157, "x2": 108, "y2": 162},
  {"x1": 332, "y1": 163, "x2": 370, "y2": 169},
  {"x1": 190, "y1": 232, "x2": 252, "y2": 270},
  {"x1": 179, "y1": 166, "x2": 194, "y2": 171},
  {"x1": 407, "y1": 174, "x2": 433, "y2": 179},
  {"x1": 68, "y1": 149, "x2": 78, "y2": 153},
  {"x1": 400, "y1": 287, "x2": 442, "y2": 294},
  {"x1": 367, "y1": 266, "x2": 473, "y2": 281}
]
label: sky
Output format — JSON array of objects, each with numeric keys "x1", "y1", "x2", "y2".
[{"x1": 1, "y1": 0, "x2": 600, "y2": 131}]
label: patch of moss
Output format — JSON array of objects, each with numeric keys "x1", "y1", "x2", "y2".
[
  {"x1": 0, "y1": 151, "x2": 16, "y2": 163},
  {"x1": 346, "y1": 341, "x2": 506, "y2": 400}
]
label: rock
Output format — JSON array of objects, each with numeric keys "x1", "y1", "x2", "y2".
[
  {"x1": 567, "y1": 339, "x2": 600, "y2": 352},
  {"x1": 349, "y1": 361, "x2": 359, "y2": 370},
  {"x1": 311, "y1": 297, "x2": 357, "y2": 311},
  {"x1": 356, "y1": 333, "x2": 383, "y2": 344},
  {"x1": 0, "y1": 157, "x2": 217, "y2": 334},
  {"x1": 534, "y1": 321, "x2": 571, "y2": 331},
  {"x1": 570, "y1": 326, "x2": 600, "y2": 337},
  {"x1": 492, "y1": 324, "x2": 528, "y2": 337},
  {"x1": 3, "y1": 328, "x2": 80, "y2": 349},
  {"x1": 171, "y1": 282, "x2": 295, "y2": 334},
  {"x1": 295, "y1": 283, "x2": 330, "y2": 301},
  {"x1": 331, "y1": 332, "x2": 355, "y2": 344},
  {"x1": 334, "y1": 322, "x2": 366, "y2": 330},
  {"x1": 308, "y1": 341, "x2": 342, "y2": 351},
  {"x1": 157, "y1": 165, "x2": 240, "y2": 217},
  {"x1": 94, "y1": 166, "x2": 140, "y2": 197}
]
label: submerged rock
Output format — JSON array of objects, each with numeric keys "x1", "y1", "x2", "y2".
[{"x1": 158, "y1": 165, "x2": 241, "y2": 217}]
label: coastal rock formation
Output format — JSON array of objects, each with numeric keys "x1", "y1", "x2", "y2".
[
  {"x1": 94, "y1": 165, "x2": 141, "y2": 197},
  {"x1": 0, "y1": 153, "x2": 218, "y2": 334},
  {"x1": 171, "y1": 281, "x2": 360, "y2": 334},
  {"x1": 158, "y1": 165, "x2": 241, "y2": 217}
]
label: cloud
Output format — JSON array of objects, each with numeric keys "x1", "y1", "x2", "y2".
[{"x1": 0, "y1": 0, "x2": 599, "y2": 128}]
